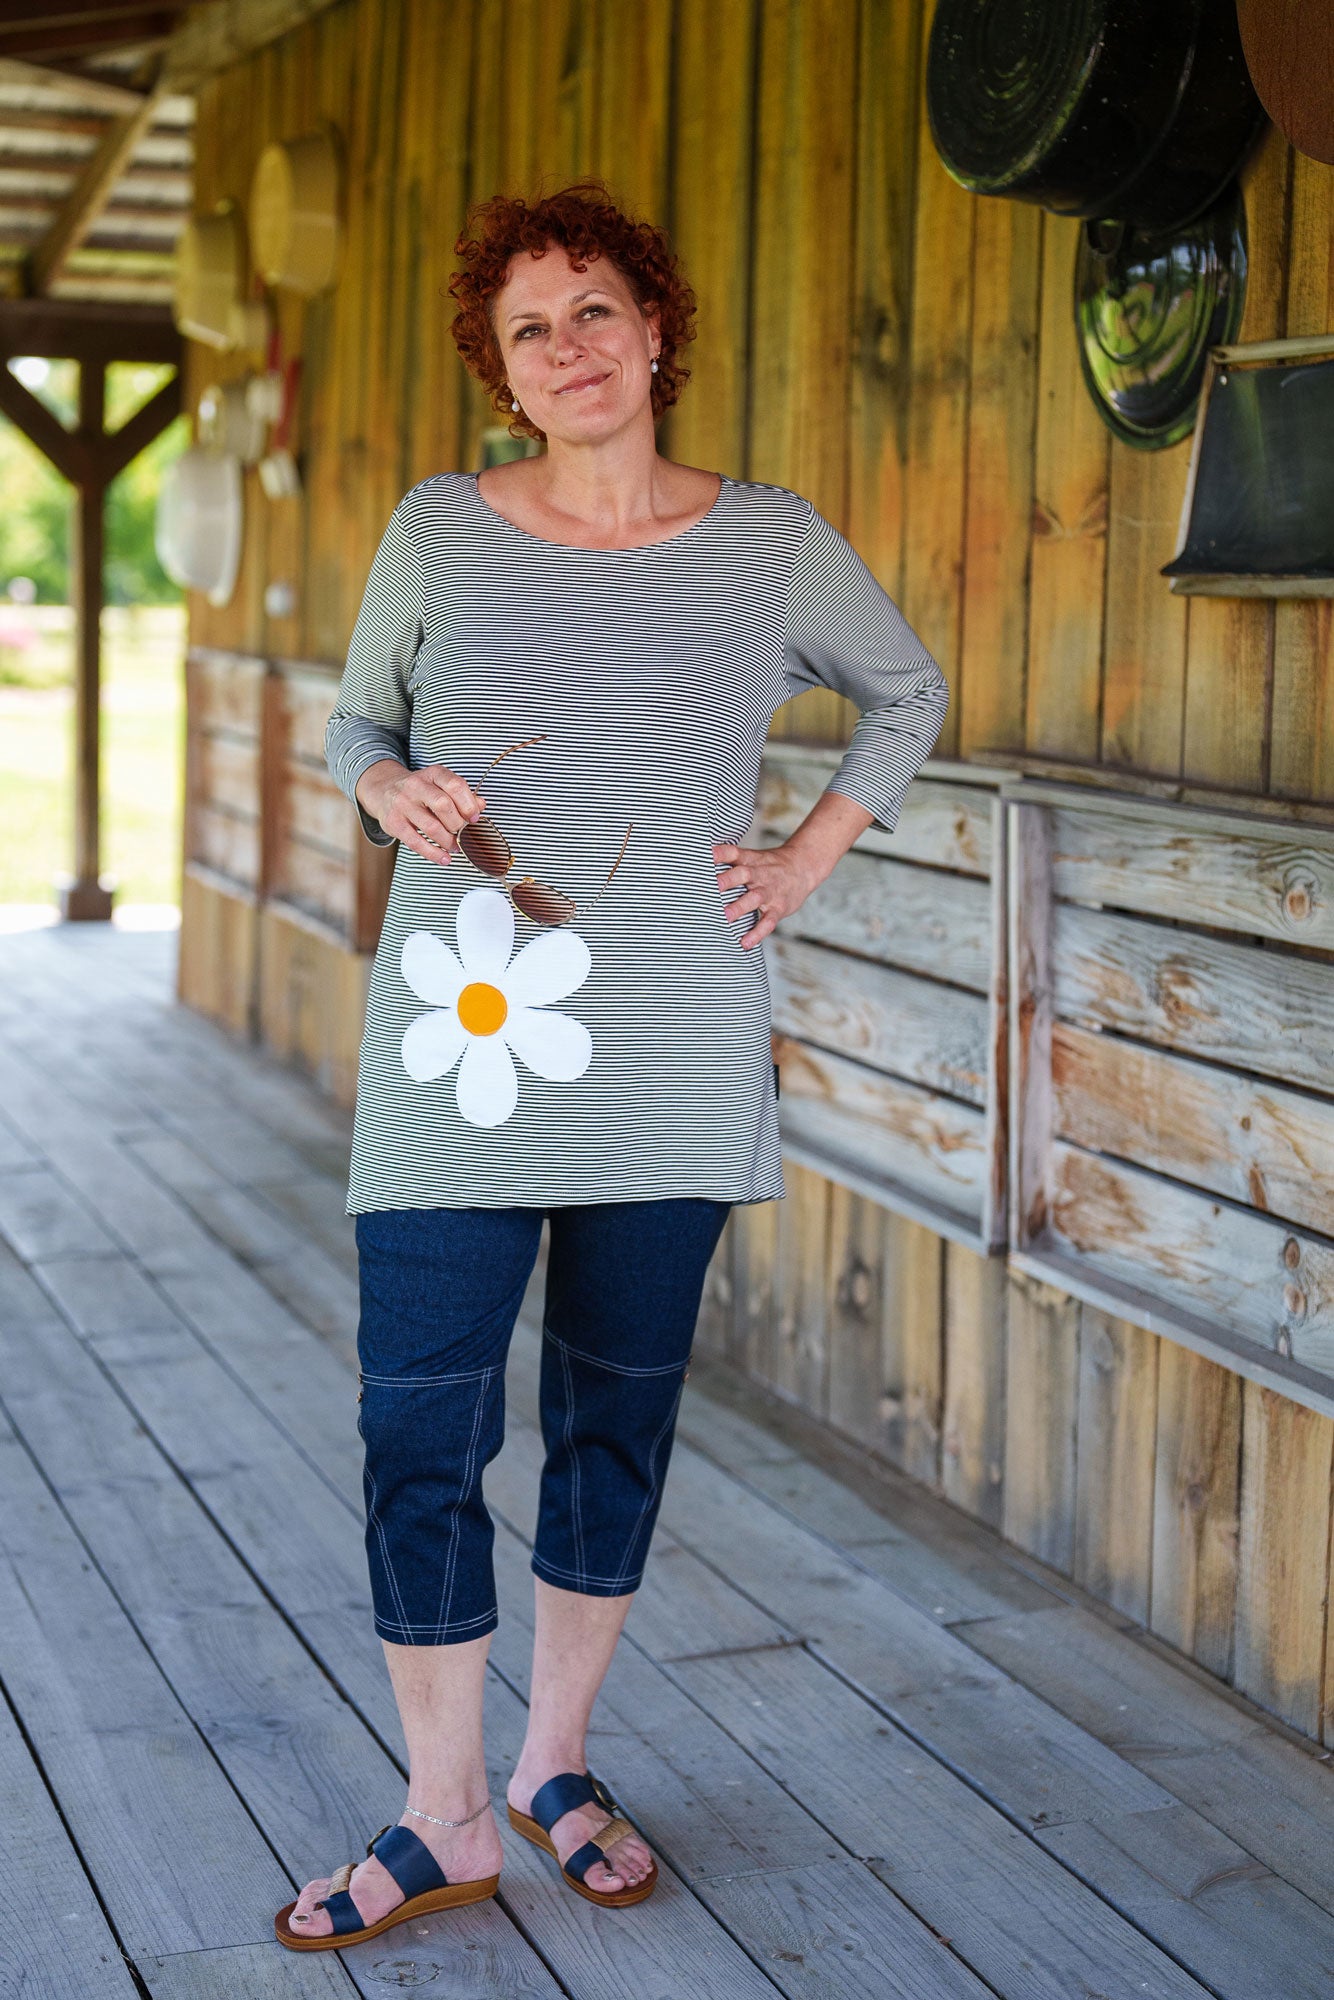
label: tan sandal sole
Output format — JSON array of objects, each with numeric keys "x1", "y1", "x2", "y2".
[
  {"x1": 507, "y1": 1805, "x2": 658, "y2": 1906},
  {"x1": 274, "y1": 1873, "x2": 500, "y2": 1951}
]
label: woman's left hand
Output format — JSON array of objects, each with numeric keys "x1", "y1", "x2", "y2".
[{"x1": 712, "y1": 839, "x2": 821, "y2": 950}]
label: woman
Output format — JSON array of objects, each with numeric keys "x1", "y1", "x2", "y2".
[{"x1": 277, "y1": 182, "x2": 947, "y2": 1951}]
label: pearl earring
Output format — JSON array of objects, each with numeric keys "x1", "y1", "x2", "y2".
[
  {"x1": 510, "y1": 399, "x2": 519, "y2": 412},
  {"x1": 650, "y1": 359, "x2": 659, "y2": 374}
]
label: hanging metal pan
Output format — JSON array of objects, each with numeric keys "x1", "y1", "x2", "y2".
[{"x1": 927, "y1": 0, "x2": 1266, "y2": 232}]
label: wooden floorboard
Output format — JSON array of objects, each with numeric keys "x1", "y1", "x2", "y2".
[
  {"x1": 3, "y1": 924, "x2": 1334, "y2": 2000},
  {"x1": 0, "y1": 1651, "x2": 141, "y2": 2000}
]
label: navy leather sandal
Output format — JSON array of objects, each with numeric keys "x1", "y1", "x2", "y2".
[
  {"x1": 507, "y1": 1771, "x2": 658, "y2": 1906},
  {"x1": 274, "y1": 1821, "x2": 500, "y2": 1951}
]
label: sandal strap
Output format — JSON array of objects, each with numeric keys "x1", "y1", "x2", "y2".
[
  {"x1": 563, "y1": 1839, "x2": 607, "y2": 1886},
  {"x1": 587, "y1": 1814, "x2": 637, "y2": 1854},
  {"x1": 369, "y1": 1823, "x2": 450, "y2": 1899},
  {"x1": 561, "y1": 1813, "x2": 639, "y2": 1888},
  {"x1": 316, "y1": 1864, "x2": 366, "y2": 1937},
  {"x1": 529, "y1": 1770, "x2": 603, "y2": 1833},
  {"x1": 312, "y1": 1824, "x2": 447, "y2": 1939}
]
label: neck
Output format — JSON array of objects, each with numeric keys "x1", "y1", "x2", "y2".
[{"x1": 527, "y1": 415, "x2": 673, "y2": 537}]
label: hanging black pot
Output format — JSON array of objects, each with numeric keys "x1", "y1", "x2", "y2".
[{"x1": 926, "y1": 0, "x2": 1267, "y2": 233}]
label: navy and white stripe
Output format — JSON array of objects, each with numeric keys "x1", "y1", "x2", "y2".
[{"x1": 326, "y1": 471, "x2": 947, "y2": 1214}]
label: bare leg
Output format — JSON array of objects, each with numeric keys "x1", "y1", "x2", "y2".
[
  {"x1": 287, "y1": 1634, "x2": 503, "y2": 1935},
  {"x1": 507, "y1": 1579, "x2": 654, "y2": 1893}
]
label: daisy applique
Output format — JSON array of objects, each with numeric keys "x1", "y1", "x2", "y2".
[{"x1": 399, "y1": 887, "x2": 593, "y2": 1127}]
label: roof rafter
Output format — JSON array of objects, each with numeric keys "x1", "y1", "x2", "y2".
[
  {"x1": 25, "y1": 79, "x2": 159, "y2": 293},
  {"x1": 0, "y1": 54, "x2": 147, "y2": 112}
]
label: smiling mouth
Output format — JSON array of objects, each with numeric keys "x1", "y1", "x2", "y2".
[{"x1": 555, "y1": 372, "x2": 609, "y2": 395}]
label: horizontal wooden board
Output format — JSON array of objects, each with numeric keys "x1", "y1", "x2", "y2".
[
  {"x1": 771, "y1": 934, "x2": 988, "y2": 1105},
  {"x1": 755, "y1": 743, "x2": 995, "y2": 874},
  {"x1": 1053, "y1": 904, "x2": 1334, "y2": 1094},
  {"x1": 270, "y1": 843, "x2": 354, "y2": 934},
  {"x1": 187, "y1": 650, "x2": 264, "y2": 737},
  {"x1": 1049, "y1": 802, "x2": 1334, "y2": 950},
  {"x1": 194, "y1": 732, "x2": 260, "y2": 819},
  {"x1": 277, "y1": 663, "x2": 341, "y2": 765},
  {"x1": 189, "y1": 802, "x2": 259, "y2": 887},
  {"x1": 283, "y1": 764, "x2": 355, "y2": 858},
  {"x1": 774, "y1": 1035, "x2": 988, "y2": 1233},
  {"x1": 1048, "y1": 1141, "x2": 1334, "y2": 1379},
  {"x1": 1053, "y1": 1021, "x2": 1334, "y2": 1240},
  {"x1": 783, "y1": 849, "x2": 993, "y2": 991}
]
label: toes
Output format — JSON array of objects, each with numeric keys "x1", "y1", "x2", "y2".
[
  {"x1": 289, "y1": 1878, "x2": 333, "y2": 1935},
  {"x1": 586, "y1": 1859, "x2": 625, "y2": 1893},
  {"x1": 608, "y1": 1837, "x2": 651, "y2": 1884}
]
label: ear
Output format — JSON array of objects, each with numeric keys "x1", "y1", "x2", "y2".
[{"x1": 642, "y1": 300, "x2": 662, "y2": 360}]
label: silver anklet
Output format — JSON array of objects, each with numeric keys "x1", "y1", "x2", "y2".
[{"x1": 404, "y1": 1797, "x2": 492, "y2": 1829}]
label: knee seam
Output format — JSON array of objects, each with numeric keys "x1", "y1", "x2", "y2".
[{"x1": 541, "y1": 1323, "x2": 690, "y2": 1378}]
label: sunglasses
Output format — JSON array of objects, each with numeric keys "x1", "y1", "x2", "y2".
[{"x1": 457, "y1": 734, "x2": 633, "y2": 926}]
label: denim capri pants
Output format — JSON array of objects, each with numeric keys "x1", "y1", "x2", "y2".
[{"x1": 353, "y1": 1197, "x2": 732, "y2": 1644}]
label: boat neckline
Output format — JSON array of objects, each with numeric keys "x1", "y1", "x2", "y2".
[{"x1": 465, "y1": 469, "x2": 732, "y2": 552}]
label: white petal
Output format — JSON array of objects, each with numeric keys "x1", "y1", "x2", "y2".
[
  {"x1": 400, "y1": 930, "x2": 466, "y2": 1006},
  {"x1": 504, "y1": 1006, "x2": 592, "y2": 1082},
  {"x1": 401, "y1": 1009, "x2": 468, "y2": 1082},
  {"x1": 455, "y1": 1034, "x2": 518, "y2": 1126},
  {"x1": 455, "y1": 888, "x2": 514, "y2": 980},
  {"x1": 503, "y1": 928, "x2": 592, "y2": 1007}
]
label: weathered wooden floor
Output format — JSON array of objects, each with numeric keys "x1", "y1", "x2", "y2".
[{"x1": 2, "y1": 920, "x2": 1334, "y2": 2000}]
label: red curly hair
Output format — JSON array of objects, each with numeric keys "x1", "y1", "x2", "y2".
[{"x1": 448, "y1": 181, "x2": 697, "y2": 442}]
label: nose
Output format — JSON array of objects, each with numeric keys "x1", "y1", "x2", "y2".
[{"x1": 550, "y1": 320, "x2": 588, "y2": 366}]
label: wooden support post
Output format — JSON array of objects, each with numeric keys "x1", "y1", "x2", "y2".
[
  {"x1": 60, "y1": 358, "x2": 112, "y2": 921},
  {"x1": 0, "y1": 309, "x2": 182, "y2": 924}
]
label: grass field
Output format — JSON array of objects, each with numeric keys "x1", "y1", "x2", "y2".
[{"x1": 0, "y1": 605, "x2": 185, "y2": 908}]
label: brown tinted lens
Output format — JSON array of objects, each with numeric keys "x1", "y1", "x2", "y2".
[
  {"x1": 457, "y1": 817, "x2": 511, "y2": 875},
  {"x1": 511, "y1": 878, "x2": 578, "y2": 926}
]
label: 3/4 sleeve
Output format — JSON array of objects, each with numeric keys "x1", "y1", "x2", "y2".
[
  {"x1": 783, "y1": 500, "x2": 948, "y2": 831},
  {"x1": 324, "y1": 500, "x2": 426, "y2": 847}
]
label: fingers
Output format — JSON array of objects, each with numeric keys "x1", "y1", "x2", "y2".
[
  {"x1": 424, "y1": 764, "x2": 487, "y2": 822},
  {"x1": 385, "y1": 766, "x2": 487, "y2": 864},
  {"x1": 723, "y1": 881, "x2": 770, "y2": 920},
  {"x1": 401, "y1": 821, "x2": 456, "y2": 863},
  {"x1": 741, "y1": 909, "x2": 779, "y2": 948}
]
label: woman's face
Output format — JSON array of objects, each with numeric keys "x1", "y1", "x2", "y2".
[{"x1": 493, "y1": 242, "x2": 659, "y2": 444}]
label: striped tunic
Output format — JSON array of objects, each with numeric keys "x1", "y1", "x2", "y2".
[{"x1": 325, "y1": 470, "x2": 947, "y2": 1214}]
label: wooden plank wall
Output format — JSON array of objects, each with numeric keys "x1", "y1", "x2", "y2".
[{"x1": 183, "y1": 0, "x2": 1334, "y2": 1743}]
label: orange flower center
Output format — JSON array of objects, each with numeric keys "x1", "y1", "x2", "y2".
[{"x1": 457, "y1": 980, "x2": 508, "y2": 1036}]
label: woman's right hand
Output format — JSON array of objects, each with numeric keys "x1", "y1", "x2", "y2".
[{"x1": 355, "y1": 759, "x2": 487, "y2": 864}]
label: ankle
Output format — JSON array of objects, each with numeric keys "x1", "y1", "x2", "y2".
[
  {"x1": 513, "y1": 1740, "x2": 586, "y2": 1781},
  {"x1": 401, "y1": 1794, "x2": 492, "y2": 1834}
]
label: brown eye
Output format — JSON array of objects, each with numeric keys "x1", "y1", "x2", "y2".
[
  {"x1": 458, "y1": 819, "x2": 511, "y2": 875},
  {"x1": 511, "y1": 878, "x2": 577, "y2": 926}
]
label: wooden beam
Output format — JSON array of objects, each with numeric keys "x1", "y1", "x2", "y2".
[
  {"x1": 0, "y1": 1, "x2": 171, "y2": 21},
  {"x1": 0, "y1": 361, "x2": 84, "y2": 481},
  {"x1": 25, "y1": 88, "x2": 160, "y2": 295},
  {"x1": 61, "y1": 353, "x2": 112, "y2": 919},
  {"x1": 99, "y1": 365, "x2": 178, "y2": 479},
  {"x1": 0, "y1": 296, "x2": 179, "y2": 361},
  {"x1": 0, "y1": 57, "x2": 146, "y2": 111},
  {"x1": 159, "y1": 0, "x2": 342, "y2": 93},
  {"x1": 0, "y1": 13, "x2": 176, "y2": 64}
]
